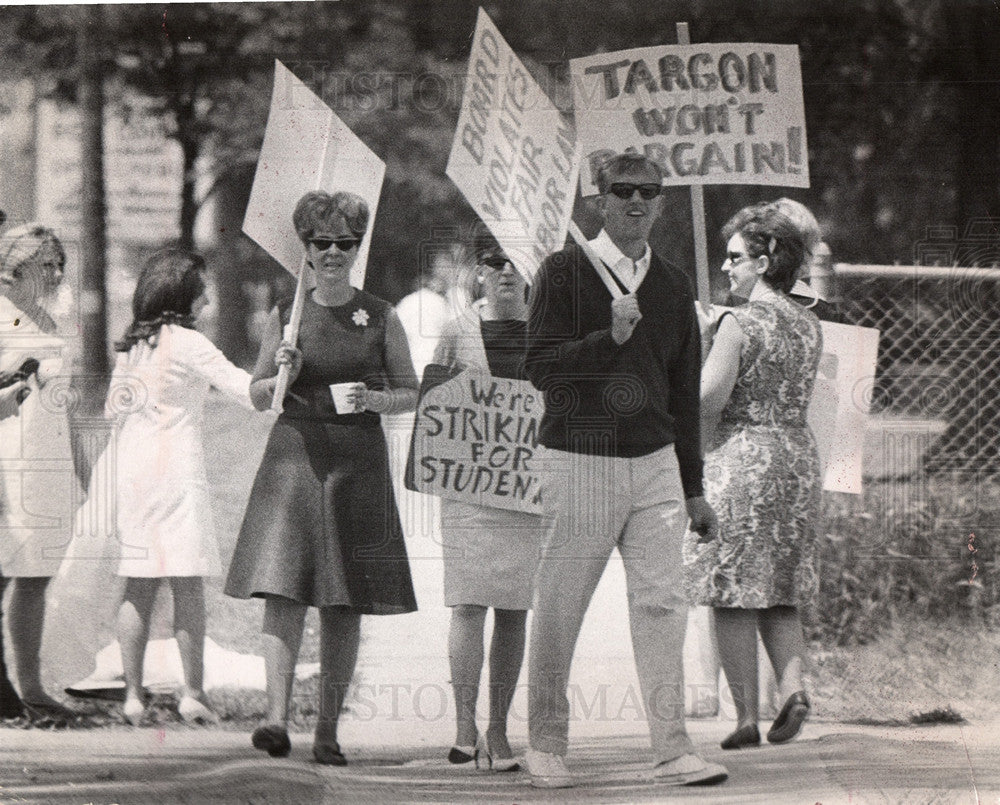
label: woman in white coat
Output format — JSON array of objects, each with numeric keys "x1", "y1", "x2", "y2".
[
  {"x1": 0, "y1": 223, "x2": 79, "y2": 724},
  {"x1": 109, "y1": 249, "x2": 255, "y2": 724}
]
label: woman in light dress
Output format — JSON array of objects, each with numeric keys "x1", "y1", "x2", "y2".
[
  {"x1": 109, "y1": 249, "x2": 255, "y2": 724},
  {"x1": 0, "y1": 223, "x2": 79, "y2": 724},
  {"x1": 434, "y1": 244, "x2": 547, "y2": 771}
]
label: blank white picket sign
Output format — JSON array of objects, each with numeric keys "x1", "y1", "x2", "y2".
[{"x1": 243, "y1": 59, "x2": 385, "y2": 290}]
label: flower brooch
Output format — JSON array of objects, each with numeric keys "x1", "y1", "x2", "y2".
[{"x1": 351, "y1": 308, "x2": 370, "y2": 327}]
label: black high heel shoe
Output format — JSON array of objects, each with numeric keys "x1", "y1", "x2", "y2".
[
  {"x1": 447, "y1": 744, "x2": 478, "y2": 765},
  {"x1": 252, "y1": 724, "x2": 292, "y2": 757},
  {"x1": 767, "y1": 691, "x2": 810, "y2": 744},
  {"x1": 476, "y1": 734, "x2": 520, "y2": 772},
  {"x1": 720, "y1": 724, "x2": 761, "y2": 750},
  {"x1": 313, "y1": 742, "x2": 347, "y2": 766}
]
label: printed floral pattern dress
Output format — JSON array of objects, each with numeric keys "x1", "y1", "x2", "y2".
[{"x1": 685, "y1": 294, "x2": 823, "y2": 608}]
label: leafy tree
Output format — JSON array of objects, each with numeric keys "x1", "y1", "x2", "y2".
[{"x1": 4, "y1": 0, "x2": 1000, "y2": 358}]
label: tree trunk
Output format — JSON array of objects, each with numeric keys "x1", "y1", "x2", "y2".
[
  {"x1": 177, "y1": 103, "x2": 199, "y2": 251},
  {"x1": 77, "y1": 4, "x2": 109, "y2": 408},
  {"x1": 210, "y1": 165, "x2": 256, "y2": 366},
  {"x1": 72, "y1": 4, "x2": 111, "y2": 485}
]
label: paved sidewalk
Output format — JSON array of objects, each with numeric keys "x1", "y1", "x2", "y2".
[{"x1": 1, "y1": 720, "x2": 997, "y2": 804}]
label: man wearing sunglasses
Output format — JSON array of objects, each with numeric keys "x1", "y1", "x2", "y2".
[{"x1": 524, "y1": 153, "x2": 725, "y2": 789}]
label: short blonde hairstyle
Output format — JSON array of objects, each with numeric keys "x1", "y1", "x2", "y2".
[{"x1": 0, "y1": 222, "x2": 66, "y2": 282}]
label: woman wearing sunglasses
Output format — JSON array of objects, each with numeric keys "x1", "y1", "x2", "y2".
[
  {"x1": 432, "y1": 241, "x2": 547, "y2": 772},
  {"x1": 684, "y1": 203, "x2": 822, "y2": 750},
  {"x1": 226, "y1": 190, "x2": 419, "y2": 765}
]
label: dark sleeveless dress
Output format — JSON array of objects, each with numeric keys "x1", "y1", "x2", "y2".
[{"x1": 225, "y1": 290, "x2": 417, "y2": 614}]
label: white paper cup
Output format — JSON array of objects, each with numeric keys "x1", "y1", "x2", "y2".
[{"x1": 329, "y1": 382, "x2": 362, "y2": 414}]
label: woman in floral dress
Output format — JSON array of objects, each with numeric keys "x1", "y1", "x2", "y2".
[{"x1": 685, "y1": 204, "x2": 822, "y2": 751}]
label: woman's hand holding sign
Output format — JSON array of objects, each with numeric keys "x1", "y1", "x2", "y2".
[{"x1": 274, "y1": 341, "x2": 303, "y2": 384}]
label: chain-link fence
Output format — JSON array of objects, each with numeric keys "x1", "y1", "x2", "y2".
[{"x1": 835, "y1": 261, "x2": 1000, "y2": 478}]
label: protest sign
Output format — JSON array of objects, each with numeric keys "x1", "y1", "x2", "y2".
[
  {"x1": 243, "y1": 59, "x2": 385, "y2": 289},
  {"x1": 405, "y1": 364, "x2": 544, "y2": 515},
  {"x1": 243, "y1": 60, "x2": 385, "y2": 410},
  {"x1": 446, "y1": 7, "x2": 580, "y2": 279},
  {"x1": 703, "y1": 307, "x2": 878, "y2": 494},
  {"x1": 570, "y1": 43, "x2": 808, "y2": 193},
  {"x1": 809, "y1": 319, "x2": 880, "y2": 494}
]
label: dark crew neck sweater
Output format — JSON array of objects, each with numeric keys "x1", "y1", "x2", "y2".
[
  {"x1": 525, "y1": 243, "x2": 704, "y2": 499},
  {"x1": 481, "y1": 319, "x2": 528, "y2": 380}
]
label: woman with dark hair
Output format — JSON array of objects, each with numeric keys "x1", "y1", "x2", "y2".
[
  {"x1": 225, "y1": 190, "x2": 419, "y2": 765},
  {"x1": 110, "y1": 249, "x2": 254, "y2": 725},
  {"x1": 433, "y1": 242, "x2": 545, "y2": 772},
  {"x1": 0, "y1": 223, "x2": 80, "y2": 724},
  {"x1": 684, "y1": 204, "x2": 822, "y2": 750}
]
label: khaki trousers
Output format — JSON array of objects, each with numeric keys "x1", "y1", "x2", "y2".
[{"x1": 527, "y1": 444, "x2": 695, "y2": 763}]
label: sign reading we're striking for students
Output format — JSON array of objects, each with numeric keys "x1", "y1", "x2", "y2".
[
  {"x1": 406, "y1": 366, "x2": 543, "y2": 515},
  {"x1": 570, "y1": 44, "x2": 808, "y2": 194}
]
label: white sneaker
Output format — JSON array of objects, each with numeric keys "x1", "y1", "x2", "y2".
[
  {"x1": 177, "y1": 695, "x2": 220, "y2": 726},
  {"x1": 525, "y1": 748, "x2": 574, "y2": 789},
  {"x1": 652, "y1": 753, "x2": 728, "y2": 786}
]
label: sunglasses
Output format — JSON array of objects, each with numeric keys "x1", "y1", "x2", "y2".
[
  {"x1": 725, "y1": 252, "x2": 754, "y2": 265},
  {"x1": 309, "y1": 237, "x2": 361, "y2": 252},
  {"x1": 606, "y1": 183, "x2": 662, "y2": 200},
  {"x1": 480, "y1": 256, "x2": 513, "y2": 270}
]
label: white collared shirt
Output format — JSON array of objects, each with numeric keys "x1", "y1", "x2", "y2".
[
  {"x1": 790, "y1": 278, "x2": 829, "y2": 303},
  {"x1": 588, "y1": 229, "x2": 651, "y2": 294}
]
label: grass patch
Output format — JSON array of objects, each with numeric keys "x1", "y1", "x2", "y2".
[
  {"x1": 808, "y1": 615, "x2": 999, "y2": 724},
  {"x1": 813, "y1": 475, "x2": 1000, "y2": 646},
  {"x1": 909, "y1": 705, "x2": 965, "y2": 725}
]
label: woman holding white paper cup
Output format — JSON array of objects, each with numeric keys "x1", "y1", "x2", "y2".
[
  {"x1": 683, "y1": 204, "x2": 822, "y2": 750},
  {"x1": 432, "y1": 242, "x2": 547, "y2": 772},
  {"x1": 225, "y1": 190, "x2": 419, "y2": 765}
]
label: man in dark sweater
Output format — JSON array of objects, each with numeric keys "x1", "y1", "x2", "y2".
[{"x1": 523, "y1": 154, "x2": 727, "y2": 789}]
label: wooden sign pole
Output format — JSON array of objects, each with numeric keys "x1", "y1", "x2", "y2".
[
  {"x1": 271, "y1": 256, "x2": 308, "y2": 412},
  {"x1": 677, "y1": 22, "x2": 711, "y2": 307},
  {"x1": 568, "y1": 220, "x2": 625, "y2": 299}
]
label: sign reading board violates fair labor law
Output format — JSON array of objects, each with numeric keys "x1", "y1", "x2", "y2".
[
  {"x1": 405, "y1": 365, "x2": 543, "y2": 515},
  {"x1": 570, "y1": 44, "x2": 808, "y2": 194},
  {"x1": 446, "y1": 7, "x2": 580, "y2": 280}
]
